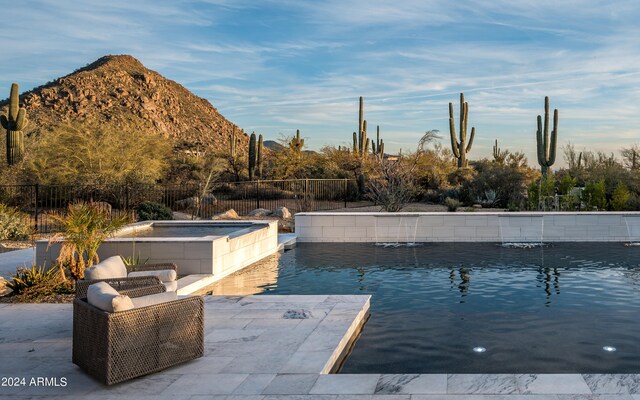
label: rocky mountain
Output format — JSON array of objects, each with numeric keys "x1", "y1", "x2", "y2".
[{"x1": 0, "y1": 54, "x2": 248, "y2": 152}]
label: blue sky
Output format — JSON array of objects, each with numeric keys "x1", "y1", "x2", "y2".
[{"x1": 2, "y1": 0, "x2": 640, "y2": 166}]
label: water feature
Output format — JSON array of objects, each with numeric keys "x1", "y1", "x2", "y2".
[
  {"x1": 373, "y1": 215, "x2": 421, "y2": 247},
  {"x1": 498, "y1": 215, "x2": 545, "y2": 248},
  {"x1": 624, "y1": 216, "x2": 640, "y2": 245}
]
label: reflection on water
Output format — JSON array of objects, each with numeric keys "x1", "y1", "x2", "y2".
[
  {"x1": 199, "y1": 252, "x2": 281, "y2": 295},
  {"x1": 204, "y1": 242, "x2": 640, "y2": 373}
]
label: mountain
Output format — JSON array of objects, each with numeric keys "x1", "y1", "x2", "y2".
[
  {"x1": 263, "y1": 140, "x2": 285, "y2": 151},
  {"x1": 0, "y1": 55, "x2": 248, "y2": 152}
]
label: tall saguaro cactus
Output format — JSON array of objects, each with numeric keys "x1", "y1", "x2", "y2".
[
  {"x1": 536, "y1": 96, "x2": 559, "y2": 177},
  {"x1": 372, "y1": 125, "x2": 384, "y2": 158},
  {"x1": 229, "y1": 127, "x2": 237, "y2": 161},
  {"x1": 448, "y1": 93, "x2": 475, "y2": 168},
  {"x1": 257, "y1": 134, "x2": 264, "y2": 177},
  {"x1": 290, "y1": 129, "x2": 304, "y2": 159},
  {"x1": 1, "y1": 83, "x2": 28, "y2": 165},
  {"x1": 352, "y1": 96, "x2": 370, "y2": 157},
  {"x1": 248, "y1": 132, "x2": 257, "y2": 180}
]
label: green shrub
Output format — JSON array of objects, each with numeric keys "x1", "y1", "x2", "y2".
[
  {"x1": 136, "y1": 201, "x2": 173, "y2": 221},
  {"x1": 0, "y1": 203, "x2": 31, "y2": 241},
  {"x1": 611, "y1": 182, "x2": 630, "y2": 211},
  {"x1": 6, "y1": 265, "x2": 59, "y2": 294},
  {"x1": 444, "y1": 197, "x2": 461, "y2": 212},
  {"x1": 583, "y1": 179, "x2": 607, "y2": 210}
]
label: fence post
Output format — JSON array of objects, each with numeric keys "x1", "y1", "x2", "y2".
[
  {"x1": 256, "y1": 180, "x2": 260, "y2": 209},
  {"x1": 33, "y1": 184, "x2": 39, "y2": 232},
  {"x1": 343, "y1": 179, "x2": 348, "y2": 208}
]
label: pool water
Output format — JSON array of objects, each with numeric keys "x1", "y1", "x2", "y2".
[
  {"x1": 207, "y1": 242, "x2": 640, "y2": 373},
  {"x1": 116, "y1": 224, "x2": 253, "y2": 238}
]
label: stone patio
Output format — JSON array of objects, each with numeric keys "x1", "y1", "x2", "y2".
[{"x1": 1, "y1": 294, "x2": 640, "y2": 399}]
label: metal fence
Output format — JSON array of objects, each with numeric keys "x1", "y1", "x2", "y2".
[{"x1": 0, "y1": 179, "x2": 365, "y2": 233}]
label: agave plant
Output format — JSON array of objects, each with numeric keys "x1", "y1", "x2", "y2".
[
  {"x1": 48, "y1": 202, "x2": 132, "y2": 280},
  {"x1": 6, "y1": 265, "x2": 60, "y2": 294}
]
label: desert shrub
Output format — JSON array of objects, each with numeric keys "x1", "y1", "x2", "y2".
[
  {"x1": 582, "y1": 179, "x2": 607, "y2": 210},
  {"x1": 461, "y1": 160, "x2": 529, "y2": 208},
  {"x1": 611, "y1": 182, "x2": 631, "y2": 211},
  {"x1": 0, "y1": 204, "x2": 31, "y2": 240},
  {"x1": 6, "y1": 265, "x2": 60, "y2": 294},
  {"x1": 444, "y1": 197, "x2": 461, "y2": 212},
  {"x1": 137, "y1": 201, "x2": 173, "y2": 221}
]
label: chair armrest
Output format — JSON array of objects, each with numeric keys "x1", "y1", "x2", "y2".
[
  {"x1": 75, "y1": 276, "x2": 162, "y2": 299},
  {"x1": 119, "y1": 284, "x2": 167, "y2": 298},
  {"x1": 127, "y1": 263, "x2": 178, "y2": 274}
]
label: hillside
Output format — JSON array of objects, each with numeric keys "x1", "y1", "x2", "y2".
[{"x1": 0, "y1": 55, "x2": 247, "y2": 152}]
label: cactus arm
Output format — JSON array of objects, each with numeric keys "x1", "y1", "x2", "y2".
[
  {"x1": 548, "y1": 109, "x2": 559, "y2": 165},
  {"x1": 8, "y1": 83, "x2": 19, "y2": 121},
  {"x1": 358, "y1": 96, "x2": 364, "y2": 138},
  {"x1": 466, "y1": 127, "x2": 475, "y2": 152},
  {"x1": 0, "y1": 115, "x2": 7, "y2": 130},
  {"x1": 364, "y1": 138, "x2": 370, "y2": 154},
  {"x1": 543, "y1": 96, "x2": 550, "y2": 161},
  {"x1": 353, "y1": 132, "x2": 357, "y2": 152},
  {"x1": 15, "y1": 108, "x2": 26, "y2": 131},
  {"x1": 380, "y1": 141, "x2": 384, "y2": 156},
  {"x1": 448, "y1": 102, "x2": 460, "y2": 158}
]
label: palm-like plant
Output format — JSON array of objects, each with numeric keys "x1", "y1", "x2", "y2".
[{"x1": 48, "y1": 202, "x2": 132, "y2": 280}]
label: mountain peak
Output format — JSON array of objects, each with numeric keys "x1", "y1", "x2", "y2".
[{"x1": 3, "y1": 55, "x2": 248, "y2": 153}]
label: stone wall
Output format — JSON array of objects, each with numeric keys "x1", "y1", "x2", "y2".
[{"x1": 295, "y1": 212, "x2": 640, "y2": 242}]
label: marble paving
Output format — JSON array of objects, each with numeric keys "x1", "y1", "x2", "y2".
[{"x1": 1, "y1": 294, "x2": 639, "y2": 400}]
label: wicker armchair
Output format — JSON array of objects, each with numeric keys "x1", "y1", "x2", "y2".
[
  {"x1": 76, "y1": 263, "x2": 178, "y2": 298},
  {"x1": 73, "y1": 285, "x2": 204, "y2": 385}
]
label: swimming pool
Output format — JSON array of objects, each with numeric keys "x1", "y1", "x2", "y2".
[{"x1": 205, "y1": 242, "x2": 640, "y2": 373}]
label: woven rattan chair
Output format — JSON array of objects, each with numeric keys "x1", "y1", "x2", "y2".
[
  {"x1": 75, "y1": 262, "x2": 178, "y2": 298},
  {"x1": 73, "y1": 285, "x2": 204, "y2": 385}
]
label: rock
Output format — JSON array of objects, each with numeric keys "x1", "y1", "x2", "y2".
[
  {"x1": 273, "y1": 206, "x2": 292, "y2": 219},
  {"x1": 212, "y1": 209, "x2": 239, "y2": 220},
  {"x1": 248, "y1": 208, "x2": 273, "y2": 217},
  {"x1": 0, "y1": 277, "x2": 13, "y2": 297}
]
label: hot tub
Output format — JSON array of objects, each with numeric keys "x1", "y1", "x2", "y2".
[{"x1": 36, "y1": 220, "x2": 279, "y2": 276}]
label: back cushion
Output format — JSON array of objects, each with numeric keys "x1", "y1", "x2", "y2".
[
  {"x1": 84, "y1": 256, "x2": 128, "y2": 280},
  {"x1": 86, "y1": 281, "x2": 134, "y2": 313},
  {"x1": 128, "y1": 269, "x2": 177, "y2": 282}
]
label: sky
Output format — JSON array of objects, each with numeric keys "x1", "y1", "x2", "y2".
[{"x1": 2, "y1": 0, "x2": 640, "y2": 166}]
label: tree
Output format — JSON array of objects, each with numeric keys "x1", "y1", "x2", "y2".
[
  {"x1": 23, "y1": 123, "x2": 171, "y2": 185},
  {"x1": 611, "y1": 182, "x2": 630, "y2": 211}
]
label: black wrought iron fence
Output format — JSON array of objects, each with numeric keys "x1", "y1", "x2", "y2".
[{"x1": 0, "y1": 179, "x2": 367, "y2": 233}]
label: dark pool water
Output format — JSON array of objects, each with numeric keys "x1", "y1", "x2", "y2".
[
  {"x1": 209, "y1": 242, "x2": 640, "y2": 373},
  {"x1": 117, "y1": 224, "x2": 253, "y2": 238}
]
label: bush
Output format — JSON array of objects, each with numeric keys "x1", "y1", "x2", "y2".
[
  {"x1": 0, "y1": 203, "x2": 31, "y2": 241},
  {"x1": 444, "y1": 197, "x2": 461, "y2": 212},
  {"x1": 611, "y1": 182, "x2": 630, "y2": 211},
  {"x1": 6, "y1": 265, "x2": 60, "y2": 294},
  {"x1": 583, "y1": 179, "x2": 607, "y2": 210},
  {"x1": 137, "y1": 201, "x2": 174, "y2": 221}
]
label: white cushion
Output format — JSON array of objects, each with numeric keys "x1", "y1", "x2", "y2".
[
  {"x1": 163, "y1": 280, "x2": 178, "y2": 292},
  {"x1": 86, "y1": 282, "x2": 134, "y2": 313},
  {"x1": 131, "y1": 291, "x2": 178, "y2": 309},
  {"x1": 128, "y1": 269, "x2": 177, "y2": 282},
  {"x1": 84, "y1": 256, "x2": 127, "y2": 280}
]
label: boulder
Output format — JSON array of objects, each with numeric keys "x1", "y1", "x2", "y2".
[
  {"x1": 248, "y1": 208, "x2": 273, "y2": 217},
  {"x1": 0, "y1": 277, "x2": 13, "y2": 297},
  {"x1": 273, "y1": 206, "x2": 292, "y2": 219},
  {"x1": 212, "y1": 209, "x2": 239, "y2": 220}
]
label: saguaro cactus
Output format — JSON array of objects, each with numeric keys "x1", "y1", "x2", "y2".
[
  {"x1": 229, "y1": 127, "x2": 237, "y2": 160},
  {"x1": 449, "y1": 93, "x2": 475, "y2": 168},
  {"x1": 257, "y1": 134, "x2": 263, "y2": 177},
  {"x1": 290, "y1": 129, "x2": 304, "y2": 159},
  {"x1": 248, "y1": 132, "x2": 257, "y2": 180},
  {"x1": 493, "y1": 139, "x2": 507, "y2": 164},
  {"x1": 1, "y1": 83, "x2": 28, "y2": 165},
  {"x1": 536, "y1": 96, "x2": 559, "y2": 177},
  {"x1": 372, "y1": 125, "x2": 384, "y2": 158},
  {"x1": 352, "y1": 96, "x2": 370, "y2": 157}
]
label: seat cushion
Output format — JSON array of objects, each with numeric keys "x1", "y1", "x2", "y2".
[
  {"x1": 131, "y1": 291, "x2": 178, "y2": 309},
  {"x1": 84, "y1": 256, "x2": 128, "y2": 280},
  {"x1": 128, "y1": 269, "x2": 177, "y2": 282},
  {"x1": 87, "y1": 281, "x2": 134, "y2": 313},
  {"x1": 163, "y1": 280, "x2": 178, "y2": 292}
]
